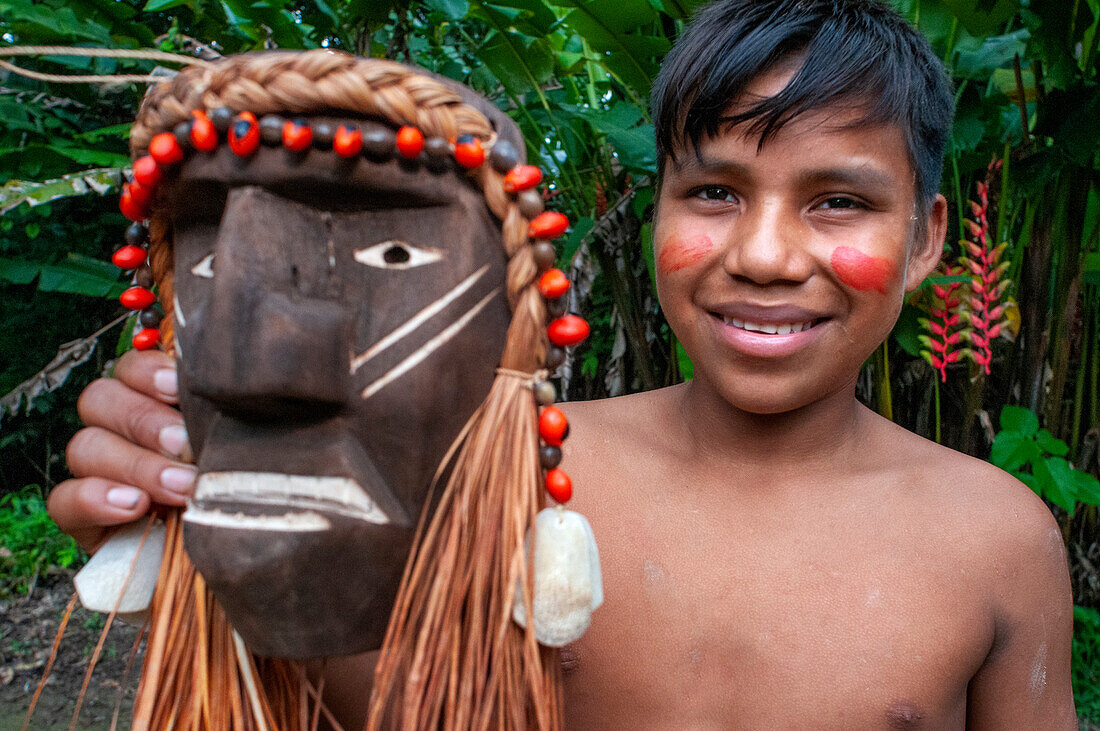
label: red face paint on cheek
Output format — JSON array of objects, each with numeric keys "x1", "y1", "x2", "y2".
[
  {"x1": 830, "y1": 246, "x2": 895, "y2": 295},
  {"x1": 657, "y1": 236, "x2": 714, "y2": 274}
]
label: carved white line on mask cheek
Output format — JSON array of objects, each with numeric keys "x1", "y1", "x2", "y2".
[
  {"x1": 191, "y1": 253, "x2": 215, "y2": 278},
  {"x1": 353, "y1": 240, "x2": 444, "y2": 270},
  {"x1": 350, "y1": 264, "x2": 490, "y2": 374},
  {"x1": 173, "y1": 293, "x2": 187, "y2": 328},
  {"x1": 360, "y1": 287, "x2": 501, "y2": 400}
]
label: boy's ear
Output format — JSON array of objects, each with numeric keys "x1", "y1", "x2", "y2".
[{"x1": 905, "y1": 194, "x2": 949, "y2": 292}]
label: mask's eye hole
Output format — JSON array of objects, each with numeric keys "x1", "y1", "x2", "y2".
[
  {"x1": 354, "y1": 240, "x2": 443, "y2": 270},
  {"x1": 191, "y1": 253, "x2": 215, "y2": 279}
]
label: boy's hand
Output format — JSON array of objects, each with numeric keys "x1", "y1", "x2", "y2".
[{"x1": 49, "y1": 350, "x2": 196, "y2": 554}]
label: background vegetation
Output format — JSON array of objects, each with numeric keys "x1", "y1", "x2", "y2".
[{"x1": 1, "y1": 0, "x2": 1097, "y2": 718}]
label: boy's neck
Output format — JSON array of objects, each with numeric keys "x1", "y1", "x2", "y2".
[{"x1": 676, "y1": 374, "x2": 868, "y2": 473}]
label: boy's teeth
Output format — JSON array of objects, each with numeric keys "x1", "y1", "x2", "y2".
[{"x1": 723, "y1": 318, "x2": 813, "y2": 334}]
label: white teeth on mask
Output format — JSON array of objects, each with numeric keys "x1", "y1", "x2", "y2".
[{"x1": 721, "y1": 318, "x2": 814, "y2": 334}]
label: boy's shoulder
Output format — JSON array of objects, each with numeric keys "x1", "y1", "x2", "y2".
[{"x1": 858, "y1": 410, "x2": 1067, "y2": 600}]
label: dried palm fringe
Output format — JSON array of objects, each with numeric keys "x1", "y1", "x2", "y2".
[
  {"x1": 367, "y1": 371, "x2": 563, "y2": 731},
  {"x1": 130, "y1": 510, "x2": 341, "y2": 731}
]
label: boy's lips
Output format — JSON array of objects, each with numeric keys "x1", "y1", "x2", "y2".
[{"x1": 705, "y1": 303, "x2": 830, "y2": 358}]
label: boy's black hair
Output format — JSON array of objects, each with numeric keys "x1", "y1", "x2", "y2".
[{"x1": 652, "y1": 0, "x2": 954, "y2": 208}]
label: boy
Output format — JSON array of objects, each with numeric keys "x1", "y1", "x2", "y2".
[{"x1": 51, "y1": 0, "x2": 1076, "y2": 726}]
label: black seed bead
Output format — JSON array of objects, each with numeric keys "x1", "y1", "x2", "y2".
[
  {"x1": 133, "y1": 265, "x2": 154, "y2": 289},
  {"x1": 233, "y1": 119, "x2": 253, "y2": 139},
  {"x1": 362, "y1": 128, "x2": 396, "y2": 161},
  {"x1": 532, "y1": 242, "x2": 556, "y2": 272},
  {"x1": 259, "y1": 115, "x2": 284, "y2": 145},
  {"x1": 517, "y1": 188, "x2": 544, "y2": 219},
  {"x1": 138, "y1": 306, "x2": 163, "y2": 328},
  {"x1": 173, "y1": 121, "x2": 193, "y2": 148},
  {"x1": 312, "y1": 122, "x2": 335, "y2": 149},
  {"x1": 489, "y1": 139, "x2": 519, "y2": 174},
  {"x1": 210, "y1": 107, "x2": 234, "y2": 133},
  {"x1": 546, "y1": 345, "x2": 566, "y2": 369},
  {"x1": 125, "y1": 222, "x2": 148, "y2": 247},
  {"x1": 546, "y1": 295, "x2": 568, "y2": 318},
  {"x1": 533, "y1": 379, "x2": 556, "y2": 406},
  {"x1": 539, "y1": 444, "x2": 562, "y2": 470}
]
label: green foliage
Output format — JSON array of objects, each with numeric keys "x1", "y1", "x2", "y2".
[
  {"x1": 990, "y1": 406, "x2": 1100, "y2": 514},
  {"x1": 0, "y1": 485, "x2": 84, "y2": 596},
  {"x1": 1074, "y1": 605, "x2": 1100, "y2": 720}
]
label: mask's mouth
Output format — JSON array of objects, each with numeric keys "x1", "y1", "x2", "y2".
[{"x1": 184, "y1": 471, "x2": 393, "y2": 531}]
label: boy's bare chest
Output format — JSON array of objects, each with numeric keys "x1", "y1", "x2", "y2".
[{"x1": 562, "y1": 475, "x2": 992, "y2": 729}]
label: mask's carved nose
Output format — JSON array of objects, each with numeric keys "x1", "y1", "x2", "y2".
[{"x1": 185, "y1": 186, "x2": 350, "y2": 415}]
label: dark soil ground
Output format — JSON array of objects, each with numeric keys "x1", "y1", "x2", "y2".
[{"x1": 0, "y1": 571, "x2": 139, "y2": 730}]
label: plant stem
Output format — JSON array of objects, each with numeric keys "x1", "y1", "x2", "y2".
[
  {"x1": 933, "y1": 374, "x2": 942, "y2": 444},
  {"x1": 875, "y1": 341, "x2": 893, "y2": 421}
]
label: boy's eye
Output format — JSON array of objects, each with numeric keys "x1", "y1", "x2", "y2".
[
  {"x1": 693, "y1": 186, "x2": 736, "y2": 203},
  {"x1": 818, "y1": 196, "x2": 863, "y2": 210}
]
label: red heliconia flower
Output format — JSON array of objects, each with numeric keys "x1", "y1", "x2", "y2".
[
  {"x1": 958, "y1": 157, "x2": 1014, "y2": 376},
  {"x1": 918, "y1": 261, "x2": 967, "y2": 382}
]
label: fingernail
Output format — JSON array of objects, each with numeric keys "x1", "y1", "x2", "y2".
[
  {"x1": 107, "y1": 486, "x2": 142, "y2": 510},
  {"x1": 154, "y1": 368, "x2": 178, "y2": 398},
  {"x1": 159, "y1": 424, "x2": 190, "y2": 459},
  {"x1": 160, "y1": 466, "x2": 197, "y2": 496}
]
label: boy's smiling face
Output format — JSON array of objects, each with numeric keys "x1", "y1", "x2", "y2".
[{"x1": 655, "y1": 70, "x2": 946, "y2": 415}]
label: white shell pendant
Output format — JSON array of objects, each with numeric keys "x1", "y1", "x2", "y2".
[
  {"x1": 74, "y1": 519, "x2": 166, "y2": 624},
  {"x1": 513, "y1": 507, "x2": 603, "y2": 647}
]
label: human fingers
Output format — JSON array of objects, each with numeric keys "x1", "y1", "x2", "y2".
[
  {"x1": 112, "y1": 348, "x2": 180, "y2": 404},
  {"x1": 66, "y1": 426, "x2": 196, "y2": 508},
  {"x1": 77, "y1": 376, "x2": 191, "y2": 462},
  {"x1": 47, "y1": 477, "x2": 153, "y2": 553}
]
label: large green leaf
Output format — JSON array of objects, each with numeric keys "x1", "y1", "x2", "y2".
[
  {"x1": 999, "y1": 404, "x2": 1039, "y2": 436},
  {"x1": 990, "y1": 429, "x2": 1039, "y2": 471},
  {"x1": 477, "y1": 26, "x2": 554, "y2": 96},
  {"x1": 0, "y1": 168, "x2": 122, "y2": 216},
  {"x1": 944, "y1": 0, "x2": 1017, "y2": 37},
  {"x1": 558, "y1": 0, "x2": 668, "y2": 96}
]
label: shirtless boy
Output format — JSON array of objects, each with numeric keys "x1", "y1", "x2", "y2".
[{"x1": 50, "y1": 0, "x2": 1077, "y2": 727}]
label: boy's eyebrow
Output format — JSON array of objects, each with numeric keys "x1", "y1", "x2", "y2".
[
  {"x1": 796, "y1": 166, "x2": 898, "y2": 192},
  {"x1": 672, "y1": 154, "x2": 899, "y2": 194}
]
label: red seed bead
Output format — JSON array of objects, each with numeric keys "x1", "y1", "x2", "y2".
[
  {"x1": 282, "y1": 119, "x2": 313, "y2": 152},
  {"x1": 333, "y1": 125, "x2": 363, "y2": 157},
  {"x1": 148, "y1": 132, "x2": 183, "y2": 166},
  {"x1": 538, "y1": 406, "x2": 569, "y2": 446},
  {"x1": 453, "y1": 135, "x2": 485, "y2": 168},
  {"x1": 190, "y1": 110, "x2": 218, "y2": 152},
  {"x1": 547, "y1": 314, "x2": 590, "y2": 348},
  {"x1": 545, "y1": 468, "x2": 572, "y2": 504},
  {"x1": 229, "y1": 112, "x2": 260, "y2": 157},
  {"x1": 128, "y1": 180, "x2": 152, "y2": 207},
  {"x1": 503, "y1": 165, "x2": 542, "y2": 193},
  {"x1": 131, "y1": 155, "x2": 161, "y2": 188},
  {"x1": 132, "y1": 327, "x2": 160, "y2": 351},
  {"x1": 395, "y1": 126, "x2": 424, "y2": 158},
  {"x1": 118, "y1": 186, "x2": 147, "y2": 223},
  {"x1": 120, "y1": 286, "x2": 157, "y2": 311},
  {"x1": 537, "y1": 268, "x2": 570, "y2": 299},
  {"x1": 112, "y1": 245, "x2": 148, "y2": 270},
  {"x1": 528, "y1": 211, "x2": 569, "y2": 240}
]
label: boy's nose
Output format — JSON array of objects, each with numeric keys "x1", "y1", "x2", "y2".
[{"x1": 722, "y1": 199, "x2": 812, "y2": 286}]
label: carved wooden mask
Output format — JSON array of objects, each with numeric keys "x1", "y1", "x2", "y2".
[{"x1": 152, "y1": 73, "x2": 522, "y2": 658}]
